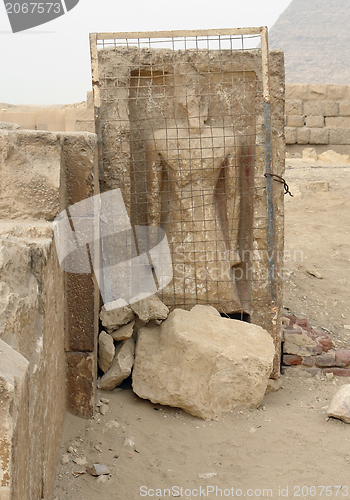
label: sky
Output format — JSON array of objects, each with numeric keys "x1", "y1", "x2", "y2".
[{"x1": 0, "y1": 0, "x2": 292, "y2": 105}]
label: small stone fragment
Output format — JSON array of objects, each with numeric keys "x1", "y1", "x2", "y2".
[
  {"x1": 306, "y1": 269, "x2": 323, "y2": 279},
  {"x1": 61, "y1": 454, "x2": 70, "y2": 465},
  {"x1": 110, "y1": 320, "x2": 135, "y2": 341},
  {"x1": 100, "y1": 397, "x2": 109, "y2": 404},
  {"x1": 73, "y1": 457, "x2": 88, "y2": 466},
  {"x1": 130, "y1": 293, "x2": 169, "y2": 322},
  {"x1": 265, "y1": 378, "x2": 283, "y2": 393},
  {"x1": 86, "y1": 464, "x2": 111, "y2": 476},
  {"x1": 67, "y1": 446, "x2": 76, "y2": 453},
  {"x1": 98, "y1": 331, "x2": 115, "y2": 373},
  {"x1": 99, "y1": 403, "x2": 109, "y2": 415},
  {"x1": 198, "y1": 472, "x2": 217, "y2": 479},
  {"x1": 100, "y1": 300, "x2": 135, "y2": 332},
  {"x1": 106, "y1": 420, "x2": 120, "y2": 430},
  {"x1": 327, "y1": 385, "x2": 350, "y2": 423},
  {"x1": 124, "y1": 437, "x2": 135, "y2": 447},
  {"x1": 96, "y1": 475, "x2": 108, "y2": 483},
  {"x1": 326, "y1": 372, "x2": 334, "y2": 381},
  {"x1": 98, "y1": 338, "x2": 135, "y2": 391}
]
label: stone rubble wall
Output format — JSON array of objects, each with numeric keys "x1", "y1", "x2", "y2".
[
  {"x1": 0, "y1": 129, "x2": 99, "y2": 500},
  {"x1": 282, "y1": 315, "x2": 350, "y2": 377},
  {"x1": 285, "y1": 84, "x2": 350, "y2": 155}
]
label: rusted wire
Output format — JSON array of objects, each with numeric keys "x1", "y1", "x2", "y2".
[{"x1": 264, "y1": 173, "x2": 293, "y2": 197}]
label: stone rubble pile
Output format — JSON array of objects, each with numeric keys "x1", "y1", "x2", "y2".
[
  {"x1": 97, "y1": 299, "x2": 276, "y2": 420},
  {"x1": 97, "y1": 295, "x2": 169, "y2": 391},
  {"x1": 282, "y1": 315, "x2": 350, "y2": 376}
]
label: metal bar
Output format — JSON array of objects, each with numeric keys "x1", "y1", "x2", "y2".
[
  {"x1": 93, "y1": 27, "x2": 264, "y2": 41},
  {"x1": 261, "y1": 27, "x2": 281, "y2": 377}
]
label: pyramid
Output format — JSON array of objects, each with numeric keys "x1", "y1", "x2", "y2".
[{"x1": 269, "y1": 0, "x2": 350, "y2": 83}]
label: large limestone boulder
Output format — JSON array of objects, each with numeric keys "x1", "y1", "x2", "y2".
[{"x1": 132, "y1": 306, "x2": 275, "y2": 420}]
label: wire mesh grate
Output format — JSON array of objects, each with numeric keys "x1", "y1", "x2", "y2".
[{"x1": 90, "y1": 29, "x2": 280, "y2": 325}]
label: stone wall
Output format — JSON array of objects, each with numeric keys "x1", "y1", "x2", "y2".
[
  {"x1": 0, "y1": 91, "x2": 94, "y2": 133},
  {"x1": 285, "y1": 84, "x2": 350, "y2": 155},
  {"x1": 0, "y1": 129, "x2": 99, "y2": 499}
]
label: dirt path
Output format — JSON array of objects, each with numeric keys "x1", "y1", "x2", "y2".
[{"x1": 54, "y1": 158, "x2": 350, "y2": 500}]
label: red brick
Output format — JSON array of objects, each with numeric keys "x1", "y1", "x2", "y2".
[
  {"x1": 335, "y1": 349, "x2": 350, "y2": 368},
  {"x1": 323, "y1": 367, "x2": 350, "y2": 377},
  {"x1": 295, "y1": 318, "x2": 308, "y2": 328},
  {"x1": 315, "y1": 352, "x2": 336, "y2": 367},
  {"x1": 283, "y1": 354, "x2": 302, "y2": 366},
  {"x1": 318, "y1": 337, "x2": 333, "y2": 352},
  {"x1": 302, "y1": 356, "x2": 315, "y2": 367}
]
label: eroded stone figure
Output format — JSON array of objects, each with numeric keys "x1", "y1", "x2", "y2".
[{"x1": 147, "y1": 85, "x2": 242, "y2": 312}]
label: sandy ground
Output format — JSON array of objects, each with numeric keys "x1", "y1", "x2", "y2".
[{"x1": 54, "y1": 157, "x2": 350, "y2": 500}]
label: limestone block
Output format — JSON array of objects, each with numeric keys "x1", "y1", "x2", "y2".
[
  {"x1": 327, "y1": 85, "x2": 347, "y2": 101},
  {"x1": 0, "y1": 340, "x2": 29, "y2": 500},
  {"x1": 286, "y1": 115, "x2": 304, "y2": 127},
  {"x1": 305, "y1": 116, "x2": 324, "y2": 128},
  {"x1": 130, "y1": 294, "x2": 169, "y2": 322},
  {"x1": 285, "y1": 127, "x2": 297, "y2": 145},
  {"x1": 100, "y1": 301, "x2": 135, "y2": 333},
  {"x1": 339, "y1": 102, "x2": 350, "y2": 117},
  {"x1": 309, "y1": 84, "x2": 327, "y2": 100},
  {"x1": 324, "y1": 101, "x2": 339, "y2": 117},
  {"x1": 297, "y1": 128, "x2": 310, "y2": 145},
  {"x1": 98, "y1": 338, "x2": 135, "y2": 391},
  {"x1": 110, "y1": 320, "x2": 135, "y2": 341},
  {"x1": 0, "y1": 130, "x2": 61, "y2": 220},
  {"x1": 327, "y1": 385, "x2": 350, "y2": 423},
  {"x1": 132, "y1": 307, "x2": 275, "y2": 420},
  {"x1": 326, "y1": 117, "x2": 350, "y2": 128},
  {"x1": 285, "y1": 84, "x2": 309, "y2": 100},
  {"x1": 303, "y1": 101, "x2": 325, "y2": 116},
  {"x1": 98, "y1": 331, "x2": 115, "y2": 373},
  {"x1": 66, "y1": 352, "x2": 95, "y2": 418},
  {"x1": 285, "y1": 100, "x2": 303, "y2": 115},
  {"x1": 329, "y1": 128, "x2": 350, "y2": 145},
  {"x1": 0, "y1": 121, "x2": 20, "y2": 129},
  {"x1": 284, "y1": 329, "x2": 317, "y2": 350},
  {"x1": 310, "y1": 128, "x2": 329, "y2": 145}
]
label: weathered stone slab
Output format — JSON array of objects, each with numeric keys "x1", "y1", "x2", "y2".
[
  {"x1": 327, "y1": 385, "x2": 350, "y2": 423},
  {"x1": 0, "y1": 340, "x2": 29, "y2": 500},
  {"x1": 66, "y1": 352, "x2": 95, "y2": 418},
  {"x1": 110, "y1": 320, "x2": 135, "y2": 341},
  {"x1": 98, "y1": 338, "x2": 135, "y2": 391},
  {"x1": 132, "y1": 306, "x2": 275, "y2": 420},
  {"x1": 98, "y1": 331, "x2": 115, "y2": 373}
]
